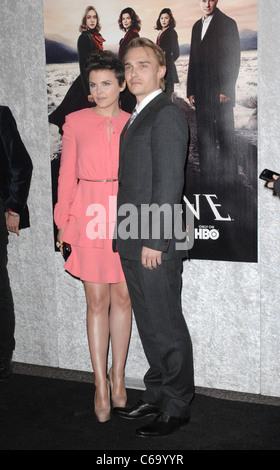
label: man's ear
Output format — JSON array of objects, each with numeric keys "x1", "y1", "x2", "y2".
[{"x1": 158, "y1": 66, "x2": 166, "y2": 80}]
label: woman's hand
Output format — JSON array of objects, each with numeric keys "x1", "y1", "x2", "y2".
[{"x1": 57, "y1": 228, "x2": 65, "y2": 254}]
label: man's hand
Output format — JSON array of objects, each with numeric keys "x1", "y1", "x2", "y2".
[
  {"x1": 5, "y1": 211, "x2": 20, "y2": 236},
  {"x1": 188, "y1": 95, "x2": 195, "y2": 107},
  {"x1": 141, "y1": 246, "x2": 162, "y2": 270},
  {"x1": 220, "y1": 94, "x2": 230, "y2": 103}
]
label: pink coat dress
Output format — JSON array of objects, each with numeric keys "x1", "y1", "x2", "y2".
[{"x1": 54, "y1": 108, "x2": 130, "y2": 283}]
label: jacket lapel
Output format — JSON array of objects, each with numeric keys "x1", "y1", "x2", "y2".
[
  {"x1": 119, "y1": 93, "x2": 166, "y2": 178},
  {"x1": 121, "y1": 93, "x2": 165, "y2": 143}
]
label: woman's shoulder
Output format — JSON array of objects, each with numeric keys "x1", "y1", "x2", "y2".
[
  {"x1": 65, "y1": 108, "x2": 93, "y2": 123},
  {"x1": 167, "y1": 27, "x2": 178, "y2": 37},
  {"x1": 129, "y1": 29, "x2": 139, "y2": 39},
  {"x1": 78, "y1": 31, "x2": 89, "y2": 41},
  {"x1": 78, "y1": 30, "x2": 96, "y2": 46}
]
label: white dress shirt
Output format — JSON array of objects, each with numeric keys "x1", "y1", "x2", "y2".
[
  {"x1": 135, "y1": 89, "x2": 162, "y2": 114},
  {"x1": 201, "y1": 14, "x2": 214, "y2": 40}
]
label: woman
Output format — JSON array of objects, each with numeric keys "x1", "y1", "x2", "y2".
[
  {"x1": 118, "y1": 8, "x2": 141, "y2": 62},
  {"x1": 118, "y1": 8, "x2": 141, "y2": 113},
  {"x1": 155, "y1": 8, "x2": 180, "y2": 98},
  {"x1": 49, "y1": 6, "x2": 105, "y2": 134},
  {"x1": 54, "y1": 50, "x2": 131, "y2": 423}
]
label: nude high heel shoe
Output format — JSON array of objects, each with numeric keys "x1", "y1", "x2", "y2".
[
  {"x1": 108, "y1": 367, "x2": 127, "y2": 409},
  {"x1": 94, "y1": 380, "x2": 111, "y2": 423}
]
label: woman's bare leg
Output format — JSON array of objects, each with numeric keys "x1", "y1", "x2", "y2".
[
  {"x1": 84, "y1": 281, "x2": 111, "y2": 419},
  {"x1": 109, "y1": 281, "x2": 132, "y2": 406}
]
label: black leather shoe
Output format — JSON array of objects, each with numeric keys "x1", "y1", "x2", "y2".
[
  {"x1": 0, "y1": 357, "x2": 13, "y2": 380},
  {"x1": 113, "y1": 400, "x2": 159, "y2": 420},
  {"x1": 135, "y1": 412, "x2": 190, "y2": 438}
]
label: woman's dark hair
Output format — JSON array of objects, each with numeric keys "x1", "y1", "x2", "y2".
[
  {"x1": 155, "y1": 8, "x2": 176, "y2": 30},
  {"x1": 79, "y1": 6, "x2": 101, "y2": 32},
  {"x1": 85, "y1": 50, "x2": 125, "y2": 86},
  {"x1": 118, "y1": 8, "x2": 141, "y2": 32}
]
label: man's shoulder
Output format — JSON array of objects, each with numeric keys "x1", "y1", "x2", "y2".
[
  {"x1": 214, "y1": 8, "x2": 237, "y2": 27},
  {"x1": 149, "y1": 92, "x2": 175, "y2": 110},
  {"x1": 0, "y1": 106, "x2": 14, "y2": 130},
  {"x1": 150, "y1": 95, "x2": 188, "y2": 128},
  {"x1": 192, "y1": 18, "x2": 202, "y2": 31},
  {"x1": 0, "y1": 106, "x2": 12, "y2": 119}
]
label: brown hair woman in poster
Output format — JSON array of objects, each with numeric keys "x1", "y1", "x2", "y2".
[
  {"x1": 118, "y1": 7, "x2": 141, "y2": 113},
  {"x1": 48, "y1": 5, "x2": 105, "y2": 134},
  {"x1": 155, "y1": 8, "x2": 180, "y2": 98}
]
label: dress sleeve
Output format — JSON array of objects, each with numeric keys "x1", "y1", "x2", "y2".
[
  {"x1": 77, "y1": 33, "x2": 92, "y2": 95},
  {"x1": 54, "y1": 116, "x2": 78, "y2": 229},
  {"x1": 170, "y1": 29, "x2": 180, "y2": 62}
]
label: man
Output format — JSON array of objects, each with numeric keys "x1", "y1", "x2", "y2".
[
  {"x1": 113, "y1": 37, "x2": 194, "y2": 438},
  {"x1": 187, "y1": 0, "x2": 240, "y2": 189},
  {"x1": 0, "y1": 105, "x2": 33, "y2": 379}
]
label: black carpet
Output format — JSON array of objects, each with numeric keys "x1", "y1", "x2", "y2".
[{"x1": 0, "y1": 373, "x2": 279, "y2": 450}]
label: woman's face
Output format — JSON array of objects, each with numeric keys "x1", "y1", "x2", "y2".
[
  {"x1": 160, "y1": 13, "x2": 170, "y2": 29},
  {"x1": 89, "y1": 69, "x2": 126, "y2": 114},
  {"x1": 122, "y1": 13, "x2": 132, "y2": 31},
  {"x1": 86, "y1": 9, "x2": 98, "y2": 30}
]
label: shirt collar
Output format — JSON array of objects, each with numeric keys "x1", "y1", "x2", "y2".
[
  {"x1": 202, "y1": 14, "x2": 214, "y2": 23},
  {"x1": 135, "y1": 89, "x2": 162, "y2": 114}
]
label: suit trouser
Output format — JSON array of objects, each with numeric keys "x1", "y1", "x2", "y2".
[
  {"x1": 0, "y1": 200, "x2": 15, "y2": 358},
  {"x1": 120, "y1": 257, "x2": 194, "y2": 418}
]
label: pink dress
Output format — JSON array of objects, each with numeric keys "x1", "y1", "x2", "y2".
[{"x1": 54, "y1": 108, "x2": 130, "y2": 283}]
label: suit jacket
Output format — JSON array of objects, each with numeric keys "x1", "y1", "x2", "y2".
[
  {"x1": 0, "y1": 106, "x2": 33, "y2": 229},
  {"x1": 115, "y1": 92, "x2": 189, "y2": 260},
  {"x1": 187, "y1": 8, "x2": 240, "y2": 107}
]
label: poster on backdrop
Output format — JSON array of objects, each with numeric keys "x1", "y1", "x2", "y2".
[{"x1": 43, "y1": 0, "x2": 258, "y2": 263}]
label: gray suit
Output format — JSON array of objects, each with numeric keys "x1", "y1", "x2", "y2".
[{"x1": 114, "y1": 92, "x2": 194, "y2": 418}]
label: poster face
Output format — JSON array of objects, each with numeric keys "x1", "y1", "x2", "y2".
[{"x1": 43, "y1": 0, "x2": 258, "y2": 262}]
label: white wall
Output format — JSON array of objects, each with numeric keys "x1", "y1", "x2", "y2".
[{"x1": 0, "y1": 0, "x2": 279, "y2": 397}]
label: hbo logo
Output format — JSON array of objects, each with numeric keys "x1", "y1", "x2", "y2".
[{"x1": 195, "y1": 228, "x2": 219, "y2": 240}]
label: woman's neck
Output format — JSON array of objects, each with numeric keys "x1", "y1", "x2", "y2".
[{"x1": 92, "y1": 105, "x2": 121, "y2": 118}]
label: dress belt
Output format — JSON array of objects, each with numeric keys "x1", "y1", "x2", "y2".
[{"x1": 80, "y1": 178, "x2": 118, "y2": 182}]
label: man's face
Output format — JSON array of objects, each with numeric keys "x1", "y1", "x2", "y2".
[
  {"x1": 200, "y1": 0, "x2": 218, "y2": 18},
  {"x1": 124, "y1": 47, "x2": 166, "y2": 103}
]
